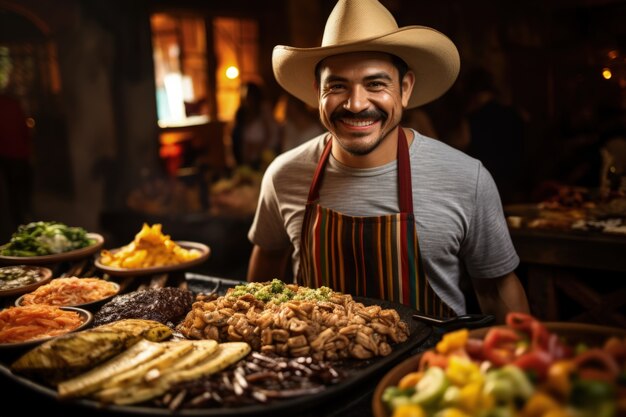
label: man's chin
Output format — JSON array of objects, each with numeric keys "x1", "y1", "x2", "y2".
[{"x1": 335, "y1": 136, "x2": 380, "y2": 156}]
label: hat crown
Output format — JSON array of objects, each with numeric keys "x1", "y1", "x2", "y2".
[{"x1": 322, "y1": 0, "x2": 399, "y2": 46}]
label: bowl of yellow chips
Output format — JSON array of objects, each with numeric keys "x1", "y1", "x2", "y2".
[{"x1": 94, "y1": 223, "x2": 210, "y2": 276}]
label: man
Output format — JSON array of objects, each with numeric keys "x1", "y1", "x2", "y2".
[{"x1": 247, "y1": 0, "x2": 529, "y2": 322}]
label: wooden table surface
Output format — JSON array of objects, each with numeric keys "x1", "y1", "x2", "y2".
[{"x1": 509, "y1": 226, "x2": 626, "y2": 327}]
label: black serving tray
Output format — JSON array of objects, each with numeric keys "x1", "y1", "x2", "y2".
[{"x1": 0, "y1": 275, "x2": 431, "y2": 417}]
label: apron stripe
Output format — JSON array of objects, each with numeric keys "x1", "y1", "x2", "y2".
[
  {"x1": 385, "y1": 216, "x2": 394, "y2": 301},
  {"x1": 356, "y1": 221, "x2": 367, "y2": 295},
  {"x1": 300, "y1": 207, "x2": 309, "y2": 288},
  {"x1": 319, "y1": 206, "x2": 326, "y2": 287},
  {"x1": 337, "y1": 212, "x2": 345, "y2": 293},
  {"x1": 327, "y1": 212, "x2": 337, "y2": 288},
  {"x1": 400, "y1": 213, "x2": 410, "y2": 305},
  {"x1": 406, "y1": 214, "x2": 417, "y2": 308},
  {"x1": 376, "y1": 219, "x2": 384, "y2": 300},
  {"x1": 342, "y1": 214, "x2": 353, "y2": 294},
  {"x1": 349, "y1": 218, "x2": 358, "y2": 296},
  {"x1": 313, "y1": 205, "x2": 322, "y2": 288},
  {"x1": 322, "y1": 208, "x2": 330, "y2": 287},
  {"x1": 394, "y1": 215, "x2": 403, "y2": 303},
  {"x1": 413, "y1": 226, "x2": 421, "y2": 309},
  {"x1": 360, "y1": 220, "x2": 368, "y2": 296}
]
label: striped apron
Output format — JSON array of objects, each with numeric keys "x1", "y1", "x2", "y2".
[{"x1": 297, "y1": 128, "x2": 454, "y2": 317}]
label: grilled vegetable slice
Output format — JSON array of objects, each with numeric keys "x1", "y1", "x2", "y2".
[
  {"x1": 94, "y1": 340, "x2": 219, "y2": 402},
  {"x1": 11, "y1": 319, "x2": 171, "y2": 383},
  {"x1": 102, "y1": 340, "x2": 195, "y2": 388},
  {"x1": 58, "y1": 339, "x2": 166, "y2": 398},
  {"x1": 97, "y1": 342, "x2": 251, "y2": 405},
  {"x1": 167, "y1": 341, "x2": 251, "y2": 381}
]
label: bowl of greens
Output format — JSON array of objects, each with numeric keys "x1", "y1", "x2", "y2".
[{"x1": 0, "y1": 222, "x2": 104, "y2": 265}]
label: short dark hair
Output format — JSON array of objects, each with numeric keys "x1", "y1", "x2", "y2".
[{"x1": 315, "y1": 53, "x2": 409, "y2": 85}]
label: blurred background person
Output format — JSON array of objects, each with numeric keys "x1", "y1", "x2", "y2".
[
  {"x1": 0, "y1": 89, "x2": 33, "y2": 240},
  {"x1": 463, "y1": 67, "x2": 527, "y2": 205},
  {"x1": 230, "y1": 81, "x2": 280, "y2": 170},
  {"x1": 278, "y1": 94, "x2": 324, "y2": 152}
]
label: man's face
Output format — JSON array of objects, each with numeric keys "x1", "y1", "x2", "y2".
[{"x1": 316, "y1": 52, "x2": 414, "y2": 162}]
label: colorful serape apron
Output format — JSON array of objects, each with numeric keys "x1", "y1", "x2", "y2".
[{"x1": 297, "y1": 128, "x2": 454, "y2": 317}]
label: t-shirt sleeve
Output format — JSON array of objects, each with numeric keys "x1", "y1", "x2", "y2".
[
  {"x1": 461, "y1": 163, "x2": 520, "y2": 278},
  {"x1": 247, "y1": 165, "x2": 291, "y2": 250}
]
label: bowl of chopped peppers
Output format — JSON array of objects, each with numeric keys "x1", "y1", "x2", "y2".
[{"x1": 374, "y1": 312, "x2": 626, "y2": 417}]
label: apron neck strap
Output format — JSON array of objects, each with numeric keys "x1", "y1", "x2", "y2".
[
  {"x1": 397, "y1": 127, "x2": 414, "y2": 214},
  {"x1": 307, "y1": 128, "x2": 414, "y2": 214},
  {"x1": 306, "y1": 134, "x2": 333, "y2": 203}
]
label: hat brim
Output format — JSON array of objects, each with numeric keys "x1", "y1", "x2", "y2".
[{"x1": 272, "y1": 26, "x2": 460, "y2": 109}]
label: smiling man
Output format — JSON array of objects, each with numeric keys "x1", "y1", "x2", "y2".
[{"x1": 246, "y1": 0, "x2": 529, "y2": 322}]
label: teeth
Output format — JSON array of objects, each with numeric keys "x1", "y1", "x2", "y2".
[{"x1": 342, "y1": 119, "x2": 374, "y2": 127}]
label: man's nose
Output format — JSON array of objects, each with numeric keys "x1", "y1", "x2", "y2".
[{"x1": 343, "y1": 85, "x2": 369, "y2": 113}]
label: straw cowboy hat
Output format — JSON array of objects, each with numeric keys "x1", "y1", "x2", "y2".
[{"x1": 272, "y1": 0, "x2": 460, "y2": 109}]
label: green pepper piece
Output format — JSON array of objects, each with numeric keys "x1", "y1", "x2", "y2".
[{"x1": 410, "y1": 366, "x2": 449, "y2": 406}]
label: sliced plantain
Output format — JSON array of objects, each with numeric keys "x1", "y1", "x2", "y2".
[
  {"x1": 98, "y1": 342, "x2": 251, "y2": 405},
  {"x1": 102, "y1": 340, "x2": 195, "y2": 388},
  {"x1": 11, "y1": 319, "x2": 171, "y2": 384},
  {"x1": 166, "y1": 339, "x2": 219, "y2": 371},
  {"x1": 57, "y1": 339, "x2": 166, "y2": 398},
  {"x1": 99, "y1": 319, "x2": 172, "y2": 342},
  {"x1": 166, "y1": 341, "x2": 251, "y2": 382},
  {"x1": 93, "y1": 340, "x2": 219, "y2": 404}
]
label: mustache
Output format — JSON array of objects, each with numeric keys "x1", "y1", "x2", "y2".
[{"x1": 330, "y1": 108, "x2": 387, "y2": 122}]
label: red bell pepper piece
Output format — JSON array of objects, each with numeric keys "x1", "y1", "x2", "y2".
[
  {"x1": 506, "y1": 312, "x2": 550, "y2": 351},
  {"x1": 483, "y1": 327, "x2": 520, "y2": 366},
  {"x1": 574, "y1": 348, "x2": 620, "y2": 381},
  {"x1": 513, "y1": 349, "x2": 553, "y2": 380}
]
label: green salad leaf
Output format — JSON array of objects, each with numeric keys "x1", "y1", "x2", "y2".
[{"x1": 0, "y1": 221, "x2": 93, "y2": 256}]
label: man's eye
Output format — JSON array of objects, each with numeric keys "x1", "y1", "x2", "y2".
[
  {"x1": 327, "y1": 84, "x2": 344, "y2": 91},
  {"x1": 368, "y1": 81, "x2": 385, "y2": 88}
]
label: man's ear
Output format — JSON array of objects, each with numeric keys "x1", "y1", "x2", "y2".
[{"x1": 401, "y1": 71, "x2": 415, "y2": 108}]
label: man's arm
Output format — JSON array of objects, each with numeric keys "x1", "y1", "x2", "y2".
[
  {"x1": 471, "y1": 272, "x2": 530, "y2": 324},
  {"x1": 246, "y1": 245, "x2": 291, "y2": 282}
]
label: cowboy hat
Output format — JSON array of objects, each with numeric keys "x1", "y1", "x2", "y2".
[{"x1": 272, "y1": 0, "x2": 460, "y2": 109}]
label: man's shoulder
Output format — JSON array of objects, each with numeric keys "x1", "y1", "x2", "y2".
[
  {"x1": 412, "y1": 132, "x2": 488, "y2": 192},
  {"x1": 413, "y1": 132, "x2": 479, "y2": 166}
]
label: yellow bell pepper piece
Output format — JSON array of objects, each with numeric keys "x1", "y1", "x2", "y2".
[
  {"x1": 543, "y1": 409, "x2": 576, "y2": 417},
  {"x1": 436, "y1": 329, "x2": 469, "y2": 354},
  {"x1": 398, "y1": 371, "x2": 424, "y2": 390},
  {"x1": 435, "y1": 408, "x2": 470, "y2": 417},
  {"x1": 458, "y1": 381, "x2": 494, "y2": 414},
  {"x1": 546, "y1": 360, "x2": 576, "y2": 399},
  {"x1": 521, "y1": 392, "x2": 561, "y2": 417},
  {"x1": 445, "y1": 356, "x2": 483, "y2": 387},
  {"x1": 392, "y1": 403, "x2": 426, "y2": 417}
]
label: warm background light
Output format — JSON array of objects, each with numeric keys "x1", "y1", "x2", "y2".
[
  {"x1": 225, "y1": 66, "x2": 239, "y2": 79},
  {"x1": 602, "y1": 68, "x2": 612, "y2": 79}
]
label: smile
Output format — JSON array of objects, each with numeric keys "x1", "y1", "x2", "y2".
[{"x1": 341, "y1": 118, "x2": 376, "y2": 127}]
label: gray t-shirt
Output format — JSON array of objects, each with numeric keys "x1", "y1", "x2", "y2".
[{"x1": 248, "y1": 130, "x2": 519, "y2": 314}]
